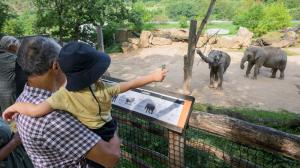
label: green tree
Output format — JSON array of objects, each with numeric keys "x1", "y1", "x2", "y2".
[
  {"x1": 213, "y1": 0, "x2": 242, "y2": 20},
  {"x1": 255, "y1": 2, "x2": 291, "y2": 35},
  {"x1": 129, "y1": 1, "x2": 153, "y2": 31},
  {"x1": 234, "y1": 1, "x2": 291, "y2": 36},
  {"x1": 233, "y1": 4, "x2": 264, "y2": 32},
  {"x1": 34, "y1": 0, "x2": 129, "y2": 43},
  {"x1": 179, "y1": 16, "x2": 188, "y2": 28},
  {"x1": 0, "y1": 1, "x2": 13, "y2": 34},
  {"x1": 166, "y1": 1, "x2": 199, "y2": 20}
]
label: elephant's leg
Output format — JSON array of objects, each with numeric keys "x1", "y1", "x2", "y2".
[
  {"x1": 252, "y1": 64, "x2": 260, "y2": 80},
  {"x1": 217, "y1": 67, "x2": 224, "y2": 90},
  {"x1": 271, "y1": 68, "x2": 277, "y2": 78},
  {"x1": 279, "y1": 69, "x2": 285, "y2": 80},
  {"x1": 209, "y1": 70, "x2": 214, "y2": 88},
  {"x1": 246, "y1": 63, "x2": 254, "y2": 78}
]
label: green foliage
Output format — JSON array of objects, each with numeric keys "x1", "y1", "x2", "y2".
[
  {"x1": 166, "y1": 1, "x2": 200, "y2": 20},
  {"x1": 234, "y1": 2, "x2": 292, "y2": 36},
  {"x1": 255, "y1": 2, "x2": 291, "y2": 36},
  {"x1": 2, "y1": 11, "x2": 37, "y2": 36},
  {"x1": 213, "y1": 0, "x2": 241, "y2": 20},
  {"x1": 179, "y1": 16, "x2": 188, "y2": 28},
  {"x1": 233, "y1": 4, "x2": 264, "y2": 32},
  {"x1": 289, "y1": 8, "x2": 300, "y2": 20},
  {"x1": 129, "y1": 1, "x2": 153, "y2": 31},
  {"x1": 105, "y1": 43, "x2": 122, "y2": 54},
  {"x1": 3, "y1": 19, "x2": 24, "y2": 36},
  {"x1": 34, "y1": 0, "x2": 129, "y2": 42},
  {"x1": 0, "y1": 1, "x2": 13, "y2": 33}
]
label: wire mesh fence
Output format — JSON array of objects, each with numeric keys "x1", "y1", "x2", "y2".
[{"x1": 112, "y1": 108, "x2": 300, "y2": 168}]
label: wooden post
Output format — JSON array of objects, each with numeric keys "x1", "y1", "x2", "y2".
[
  {"x1": 183, "y1": 0, "x2": 216, "y2": 95},
  {"x1": 168, "y1": 131, "x2": 185, "y2": 168},
  {"x1": 183, "y1": 20, "x2": 197, "y2": 95},
  {"x1": 96, "y1": 24, "x2": 104, "y2": 52}
]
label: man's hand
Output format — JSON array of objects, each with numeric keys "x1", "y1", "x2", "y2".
[
  {"x1": 2, "y1": 106, "x2": 19, "y2": 121},
  {"x1": 11, "y1": 132, "x2": 22, "y2": 146},
  {"x1": 149, "y1": 69, "x2": 168, "y2": 82}
]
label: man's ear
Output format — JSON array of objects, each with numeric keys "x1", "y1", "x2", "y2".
[
  {"x1": 8, "y1": 45, "x2": 18, "y2": 54},
  {"x1": 52, "y1": 60, "x2": 60, "y2": 72}
]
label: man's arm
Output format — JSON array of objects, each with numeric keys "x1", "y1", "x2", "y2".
[
  {"x1": 119, "y1": 69, "x2": 167, "y2": 93},
  {"x1": 2, "y1": 102, "x2": 53, "y2": 121},
  {"x1": 86, "y1": 132, "x2": 121, "y2": 167},
  {"x1": 0, "y1": 133, "x2": 21, "y2": 160}
]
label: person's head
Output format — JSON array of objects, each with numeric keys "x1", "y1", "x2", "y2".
[
  {"x1": 59, "y1": 42, "x2": 111, "y2": 91},
  {"x1": 17, "y1": 36, "x2": 65, "y2": 90},
  {"x1": 0, "y1": 36, "x2": 20, "y2": 54}
]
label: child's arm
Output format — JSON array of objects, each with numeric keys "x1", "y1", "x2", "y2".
[
  {"x1": 119, "y1": 69, "x2": 168, "y2": 93},
  {"x1": 2, "y1": 102, "x2": 53, "y2": 121}
]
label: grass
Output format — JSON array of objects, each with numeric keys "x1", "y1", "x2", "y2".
[
  {"x1": 193, "y1": 103, "x2": 300, "y2": 134},
  {"x1": 142, "y1": 22, "x2": 239, "y2": 35}
]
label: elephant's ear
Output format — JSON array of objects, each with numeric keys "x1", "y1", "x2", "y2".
[{"x1": 254, "y1": 53, "x2": 262, "y2": 61}]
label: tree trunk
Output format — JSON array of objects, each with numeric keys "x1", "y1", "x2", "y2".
[
  {"x1": 189, "y1": 111, "x2": 300, "y2": 161},
  {"x1": 183, "y1": 0, "x2": 216, "y2": 94},
  {"x1": 183, "y1": 20, "x2": 197, "y2": 95},
  {"x1": 96, "y1": 24, "x2": 104, "y2": 52}
]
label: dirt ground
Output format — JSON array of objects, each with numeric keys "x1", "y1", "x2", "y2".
[{"x1": 108, "y1": 42, "x2": 300, "y2": 113}]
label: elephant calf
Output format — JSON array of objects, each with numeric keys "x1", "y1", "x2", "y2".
[
  {"x1": 197, "y1": 50, "x2": 231, "y2": 90},
  {"x1": 240, "y1": 46, "x2": 287, "y2": 80}
]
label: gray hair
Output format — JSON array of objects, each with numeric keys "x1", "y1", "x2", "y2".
[
  {"x1": 0, "y1": 36, "x2": 20, "y2": 50},
  {"x1": 17, "y1": 36, "x2": 61, "y2": 76}
]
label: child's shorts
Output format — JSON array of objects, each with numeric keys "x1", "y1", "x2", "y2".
[{"x1": 91, "y1": 119, "x2": 118, "y2": 141}]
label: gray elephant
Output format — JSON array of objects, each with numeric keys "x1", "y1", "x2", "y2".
[
  {"x1": 240, "y1": 46, "x2": 287, "y2": 80},
  {"x1": 197, "y1": 50, "x2": 231, "y2": 90}
]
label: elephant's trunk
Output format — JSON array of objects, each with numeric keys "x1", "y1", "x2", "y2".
[
  {"x1": 197, "y1": 50, "x2": 213, "y2": 64},
  {"x1": 240, "y1": 56, "x2": 247, "y2": 69}
]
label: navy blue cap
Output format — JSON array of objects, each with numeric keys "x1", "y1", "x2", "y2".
[{"x1": 59, "y1": 42, "x2": 111, "y2": 91}]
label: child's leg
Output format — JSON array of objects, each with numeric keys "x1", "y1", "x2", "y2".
[{"x1": 86, "y1": 119, "x2": 118, "y2": 168}]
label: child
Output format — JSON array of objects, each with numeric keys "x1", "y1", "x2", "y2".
[{"x1": 2, "y1": 42, "x2": 167, "y2": 148}]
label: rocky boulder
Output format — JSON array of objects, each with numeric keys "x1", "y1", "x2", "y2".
[
  {"x1": 128, "y1": 38, "x2": 140, "y2": 45},
  {"x1": 197, "y1": 34, "x2": 218, "y2": 48},
  {"x1": 151, "y1": 37, "x2": 172, "y2": 46},
  {"x1": 283, "y1": 31, "x2": 297, "y2": 41},
  {"x1": 139, "y1": 31, "x2": 153, "y2": 48},
  {"x1": 152, "y1": 29, "x2": 172, "y2": 39},
  {"x1": 235, "y1": 27, "x2": 254, "y2": 48},
  {"x1": 170, "y1": 29, "x2": 189, "y2": 41},
  {"x1": 271, "y1": 40, "x2": 294, "y2": 48},
  {"x1": 216, "y1": 36, "x2": 242, "y2": 49},
  {"x1": 121, "y1": 42, "x2": 138, "y2": 53},
  {"x1": 254, "y1": 31, "x2": 296, "y2": 48}
]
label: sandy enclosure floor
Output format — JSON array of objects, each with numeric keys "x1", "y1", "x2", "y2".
[{"x1": 108, "y1": 42, "x2": 300, "y2": 113}]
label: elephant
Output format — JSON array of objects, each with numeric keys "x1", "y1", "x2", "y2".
[
  {"x1": 197, "y1": 49, "x2": 231, "y2": 90},
  {"x1": 145, "y1": 103, "x2": 155, "y2": 114},
  {"x1": 240, "y1": 46, "x2": 287, "y2": 80}
]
